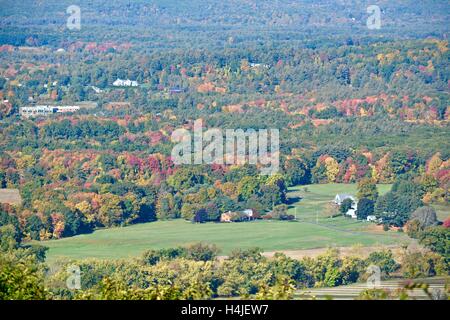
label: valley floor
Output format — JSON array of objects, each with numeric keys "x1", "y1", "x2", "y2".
[{"x1": 41, "y1": 184, "x2": 425, "y2": 263}]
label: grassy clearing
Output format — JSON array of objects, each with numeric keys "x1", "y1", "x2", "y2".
[
  {"x1": 287, "y1": 183, "x2": 392, "y2": 220},
  {"x1": 0, "y1": 188, "x2": 22, "y2": 205},
  {"x1": 42, "y1": 184, "x2": 412, "y2": 263},
  {"x1": 433, "y1": 204, "x2": 450, "y2": 222}
]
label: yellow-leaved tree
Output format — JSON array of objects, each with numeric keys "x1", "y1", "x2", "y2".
[{"x1": 324, "y1": 157, "x2": 339, "y2": 182}]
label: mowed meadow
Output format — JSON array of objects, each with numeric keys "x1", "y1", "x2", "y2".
[{"x1": 42, "y1": 184, "x2": 413, "y2": 262}]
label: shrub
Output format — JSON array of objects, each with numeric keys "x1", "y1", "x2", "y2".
[
  {"x1": 418, "y1": 226, "x2": 450, "y2": 263},
  {"x1": 400, "y1": 250, "x2": 448, "y2": 278},
  {"x1": 183, "y1": 243, "x2": 220, "y2": 262},
  {"x1": 339, "y1": 198, "x2": 354, "y2": 214},
  {"x1": 357, "y1": 198, "x2": 375, "y2": 220},
  {"x1": 141, "y1": 247, "x2": 185, "y2": 265},
  {"x1": 0, "y1": 252, "x2": 48, "y2": 300},
  {"x1": 366, "y1": 250, "x2": 399, "y2": 277},
  {"x1": 410, "y1": 206, "x2": 438, "y2": 228},
  {"x1": 406, "y1": 219, "x2": 423, "y2": 238},
  {"x1": 270, "y1": 204, "x2": 292, "y2": 220}
]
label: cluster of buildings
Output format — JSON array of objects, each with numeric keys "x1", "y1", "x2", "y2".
[
  {"x1": 19, "y1": 105, "x2": 80, "y2": 118},
  {"x1": 334, "y1": 193, "x2": 377, "y2": 222},
  {"x1": 219, "y1": 195, "x2": 379, "y2": 224},
  {"x1": 220, "y1": 209, "x2": 256, "y2": 223},
  {"x1": 334, "y1": 194, "x2": 358, "y2": 218},
  {"x1": 112, "y1": 79, "x2": 139, "y2": 87}
]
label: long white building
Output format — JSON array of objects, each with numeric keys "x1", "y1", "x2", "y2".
[{"x1": 20, "y1": 105, "x2": 80, "y2": 118}]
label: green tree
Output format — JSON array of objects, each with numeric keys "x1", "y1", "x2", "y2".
[
  {"x1": 283, "y1": 158, "x2": 311, "y2": 186},
  {"x1": 98, "y1": 194, "x2": 124, "y2": 227},
  {"x1": 0, "y1": 211, "x2": 22, "y2": 243},
  {"x1": 356, "y1": 198, "x2": 374, "y2": 220},
  {"x1": 25, "y1": 215, "x2": 43, "y2": 240},
  {"x1": 184, "y1": 243, "x2": 220, "y2": 261},
  {"x1": 181, "y1": 203, "x2": 196, "y2": 221},
  {"x1": 0, "y1": 252, "x2": 48, "y2": 300},
  {"x1": 268, "y1": 253, "x2": 308, "y2": 285},
  {"x1": 237, "y1": 176, "x2": 260, "y2": 201},
  {"x1": 419, "y1": 226, "x2": 450, "y2": 263},
  {"x1": 156, "y1": 193, "x2": 178, "y2": 220},
  {"x1": 357, "y1": 178, "x2": 379, "y2": 201},
  {"x1": 375, "y1": 191, "x2": 422, "y2": 227},
  {"x1": 340, "y1": 198, "x2": 354, "y2": 214},
  {"x1": 0, "y1": 225, "x2": 18, "y2": 251},
  {"x1": 167, "y1": 168, "x2": 203, "y2": 191},
  {"x1": 256, "y1": 277, "x2": 296, "y2": 300},
  {"x1": 193, "y1": 208, "x2": 208, "y2": 223},
  {"x1": 406, "y1": 219, "x2": 423, "y2": 239},
  {"x1": 400, "y1": 250, "x2": 447, "y2": 278},
  {"x1": 366, "y1": 250, "x2": 399, "y2": 277}
]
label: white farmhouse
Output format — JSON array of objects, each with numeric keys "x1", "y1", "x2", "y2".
[
  {"x1": 334, "y1": 194, "x2": 356, "y2": 206},
  {"x1": 242, "y1": 209, "x2": 255, "y2": 219},
  {"x1": 334, "y1": 194, "x2": 358, "y2": 219}
]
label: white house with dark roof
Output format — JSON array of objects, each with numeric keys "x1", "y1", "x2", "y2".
[
  {"x1": 334, "y1": 194, "x2": 356, "y2": 206},
  {"x1": 334, "y1": 194, "x2": 358, "y2": 219}
]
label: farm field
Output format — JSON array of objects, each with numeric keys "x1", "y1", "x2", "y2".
[
  {"x1": 295, "y1": 277, "x2": 449, "y2": 300},
  {"x1": 42, "y1": 183, "x2": 416, "y2": 263},
  {"x1": 287, "y1": 183, "x2": 392, "y2": 222}
]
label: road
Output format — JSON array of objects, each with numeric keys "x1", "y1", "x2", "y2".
[{"x1": 296, "y1": 277, "x2": 448, "y2": 300}]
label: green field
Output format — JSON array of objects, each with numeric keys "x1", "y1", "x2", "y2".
[
  {"x1": 42, "y1": 183, "x2": 417, "y2": 263},
  {"x1": 287, "y1": 183, "x2": 392, "y2": 221}
]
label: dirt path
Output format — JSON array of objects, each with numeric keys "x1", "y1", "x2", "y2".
[
  {"x1": 261, "y1": 241, "x2": 421, "y2": 260},
  {"x1": 216, "y1": 242, "x2": 421, "y2": 261}
]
